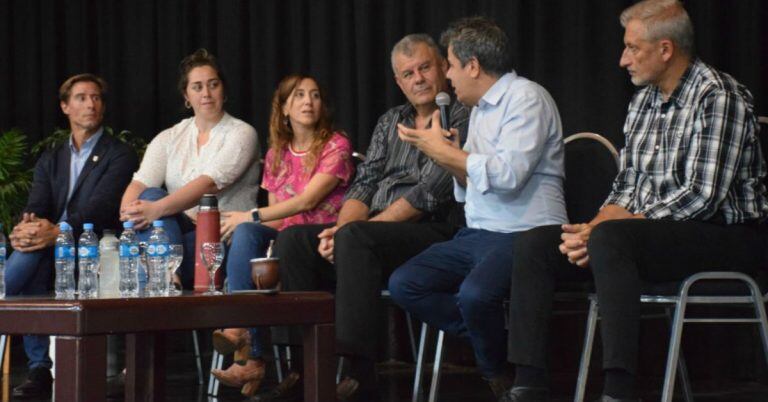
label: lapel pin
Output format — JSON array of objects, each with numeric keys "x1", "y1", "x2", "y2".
[{"x1": 92, "y1": 155, "x2": 99, "y2": 163}]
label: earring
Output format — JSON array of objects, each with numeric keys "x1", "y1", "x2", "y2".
[
  {"x1": 283, "y1": 115, "x2": 290, "y2": 126},
  {"x1": 184, "y1": 100, "x2": 191, "y2": 109},
  {"x1": 223, "y1": 96, "x2": 228, "y2": 103}
]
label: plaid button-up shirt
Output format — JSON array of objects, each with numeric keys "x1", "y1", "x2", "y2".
[{"x1": 604, "y1": 59, "x2": 768, "y2": 224}]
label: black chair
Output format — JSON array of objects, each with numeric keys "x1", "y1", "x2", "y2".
[{"x1": 411, "y1": 132, "x2": 620, "y2": 402}]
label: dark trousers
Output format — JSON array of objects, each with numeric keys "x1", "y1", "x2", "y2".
[
  {"x1": 507, "y1": 219, "x2": 765, "y2": 374},
  {"x1": 273, "y1": 220, "x2": 458, "y2": 359},
  {"x1": 389, "y1": 228, "x2": 518, "y2": 378}
]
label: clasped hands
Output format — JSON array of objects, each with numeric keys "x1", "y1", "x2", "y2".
[
  {"x1": 559, "y1": 223, "x2": 593, "y2": 268},
  {"x1": 9, "y1": 213, "x2": 59, "y2": 252},
  {"x1": 120, "y1": 200, "x2": 163, "y2": 230}
]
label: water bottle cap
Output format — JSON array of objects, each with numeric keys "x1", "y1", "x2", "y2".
[
  {"x1": 83, "y1": 223, "x2": 94, "y2": 230},
  {"x1": 200, "y1": 194, "x2": 218, "y2": 208},
  {"x1": 59, "y1": 222, "x2": 71, "y2": 231},
  {"x1": 123, "y1": 221, "x2": 134, "y2": 229},
  {"x1": 152, "y1": 220, "x2": 164, "y2": 227}
]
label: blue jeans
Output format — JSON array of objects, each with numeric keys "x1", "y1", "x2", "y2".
[
  {"x1": 388, "y1": 228, "x2": 517, "y2": 378},
  {"x1": 134, "y1": 188, "x2": 196, "y2": 289},
  {"x1": 6, "y1": 248, "x2": 54, "y2": 369},
  {"x1": 226, "y1": 223, "x2": 278, "y2": 358}
]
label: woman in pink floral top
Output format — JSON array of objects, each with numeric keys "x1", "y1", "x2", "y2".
[{"x1": 210, "y1": 74, "x2": 353, "y2": 396}]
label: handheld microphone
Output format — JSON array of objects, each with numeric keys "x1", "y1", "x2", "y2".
[{"x1": 435, "y1": 92, "x2": 451, "y2": 131}]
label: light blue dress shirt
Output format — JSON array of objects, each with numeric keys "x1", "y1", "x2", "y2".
[
  {"x1": 455, "y1": 72, "x2": 567, "y2": 233},
  {"x1": 60, "y1": 128, "x2": 104, "y2": 222}
]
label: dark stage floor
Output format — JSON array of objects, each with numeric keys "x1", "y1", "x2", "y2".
[{"x1": 1, "y1": 332, "x2": 767, "y2": 402}]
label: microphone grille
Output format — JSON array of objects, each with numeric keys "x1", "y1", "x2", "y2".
[{"x1": 435, "y1": 92, "x2": 451, "y2": 107}]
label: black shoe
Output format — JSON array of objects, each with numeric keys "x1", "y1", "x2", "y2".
[
  {"x1": 498, "y1": 386, "x2": 549, "y2": 402},
  {"x1": 12, "y1": 367, "x2": 53, "y2": 399},
  {"x1": 592, "y1": 395, "x2": 641, "y2": 402}
]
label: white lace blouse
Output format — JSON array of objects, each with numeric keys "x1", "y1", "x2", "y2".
[{"x1": 133, "y1": 113, "x2": 261, "y2": 215}]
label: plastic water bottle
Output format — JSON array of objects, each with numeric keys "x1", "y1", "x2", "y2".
[
  {"x1": 119, "y1": 222, "x2": 140, "y2": 297},
  {"x1": 0, "y1": 223, "x2": 6, "y2": 299},
  {"x1": 77, "y1": 223, "x2": 100, "y2": 298},
  {"x1": 54, "y1": 222, "x2": 76, "y2": 299},
  {"x1": 98, "y1": 230, "x2": 120, "y2": 296},
  {"x1": 146, "y1": 220, "x2": 170, "y2": 296}
]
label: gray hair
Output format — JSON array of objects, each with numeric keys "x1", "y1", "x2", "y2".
[
  {"x1": 390, "y1": 34, "x2": 441, "y2": 74},
  {"x1": 439, "y1": 16, "x2": 512, "y2": 77},
  {"x1": 620, "y1": 0, "x2": 695, "y2": 56}
]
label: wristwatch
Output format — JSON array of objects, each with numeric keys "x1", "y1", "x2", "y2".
[{"x1": 251, "y1": 207, "x2": 261, "y2": 223}]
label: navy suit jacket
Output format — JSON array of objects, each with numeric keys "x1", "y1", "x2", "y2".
[{"x1": 25, "y1": 132, "x2": 139, "y2": 238}]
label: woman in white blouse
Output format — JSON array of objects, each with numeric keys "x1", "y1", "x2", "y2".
[{"x1": 120, "y1": 49, "x2": 260, "y2": 288}]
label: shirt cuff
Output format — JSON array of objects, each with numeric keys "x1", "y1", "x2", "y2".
[
  {"x1": 603, "y1": 191, "x2": 635, "y2": 212},
  {"x1": 466, "y1": 153, "x2": 490, "y2": 193},
  {"x1": 638, "y1": 202, "x2": 672, "y2": 220},
  {"x1": 343, "y1": 185, "x2": 374, "y2": 207}
]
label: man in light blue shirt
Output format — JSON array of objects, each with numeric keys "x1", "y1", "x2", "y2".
[{"x1": 389, "y1": 16, "x2": 566, "y2": 396}]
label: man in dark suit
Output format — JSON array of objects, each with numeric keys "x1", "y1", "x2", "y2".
[{"x1": 6, "y1": 73, "x2": 138, "y2": 398}]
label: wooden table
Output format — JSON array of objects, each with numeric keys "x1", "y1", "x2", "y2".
[{"x1": 0, "y1": 291, "x2": 335, "y2": 402}]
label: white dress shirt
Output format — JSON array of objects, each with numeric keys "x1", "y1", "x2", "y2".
[{"x1": 456, "y1": 72, "x2": 567, "y2": 233}]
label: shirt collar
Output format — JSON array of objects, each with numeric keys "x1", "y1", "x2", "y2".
[
  {"x1": 68, "y1": 127, "x2": 104, "y2": 155},
  {"x1": 650, "y1": 59, "x2": 699, "y2": 109},
  {"x1": 478, "y1": 71, "x2": 516, "y2": 108}
]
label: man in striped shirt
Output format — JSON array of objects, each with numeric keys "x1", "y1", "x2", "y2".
[
  {"x1": 273, "y1": 34, "x2": 469, "y2": 400},
  {"x1": 503, "y1": 1, "x2": 767, "y2": 402}
]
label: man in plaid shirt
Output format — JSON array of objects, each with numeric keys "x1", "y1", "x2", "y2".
[{"x1": 500, "y1": 1, "x2": 767, "y2": 402}]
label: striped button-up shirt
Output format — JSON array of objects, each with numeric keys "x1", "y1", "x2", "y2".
[
  {"x1": 604, "y1": 59, "x2": 768, "y2": 224},
  {"x1": 345, "y1": 98, "x2": 469, "y2": 216}
]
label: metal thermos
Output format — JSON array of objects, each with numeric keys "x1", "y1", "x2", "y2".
[{"x1": 194, "y1": 194, "x2": 221, "y2": 291}]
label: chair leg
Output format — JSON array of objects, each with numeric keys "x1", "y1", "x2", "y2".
[
  {"x1": 412, "y1": 323, "x2": 428, "y2": 402},
  {"x1": 749, "y1": 287, "x2": 768, "y2": 369},
  {"x1": 273, "y1": 344, "x2": 284, "y2": 383},
  {"x1": 427, "y1": 330, "x2": 445, "y2": 402},
  {"x1": 192, "y1": 330, "x2": 204, "y2": 385},
  {"x1": 574, "y1": 298, "x2": 599, "y2": 402},
  {"x1": 664, "y1": 307, "x2": 693, "y2": 402},
  {"x1": 661, "y1": 299, "x2": 688, "y2": 402},
  {"x1": 208, "y1": 350, "x2": 225, "y2": 396},
  {"x1": 406, "y1": 312, "x2": 418, "y2": 362},
  {"x1": 285, "y1": 345, "x2": 292, "y2": 370},
  {"x1": 0, "y1": 335, "x2": 6, "y2": 374},
  {"x1": 337, "y1": 356, "x2": 344, "y2": 384},
  {"x1": 675, "y1": 353, "x2": 695, "y2": 402}
]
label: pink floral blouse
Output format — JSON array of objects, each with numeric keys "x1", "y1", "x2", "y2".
[{"x1": 261, "y1": 132, "x2": 354, "y2": 231}]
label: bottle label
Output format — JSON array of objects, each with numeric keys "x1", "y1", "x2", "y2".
[
  {"x1": 0, "y1": 245, "x2": 5, "y2": 261},
  {"x1": 120, "y1": 244, "x2": 140, "y2": 258},
  {"x1": 147, "y1": 243, "x2": 169, "y2": 257},
  {"x1": 78, "y1": 245, "x2": 99, "y2": 258},
  {"x1": 56, "y1": 245, "x2": 75, "y2": 259}
]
